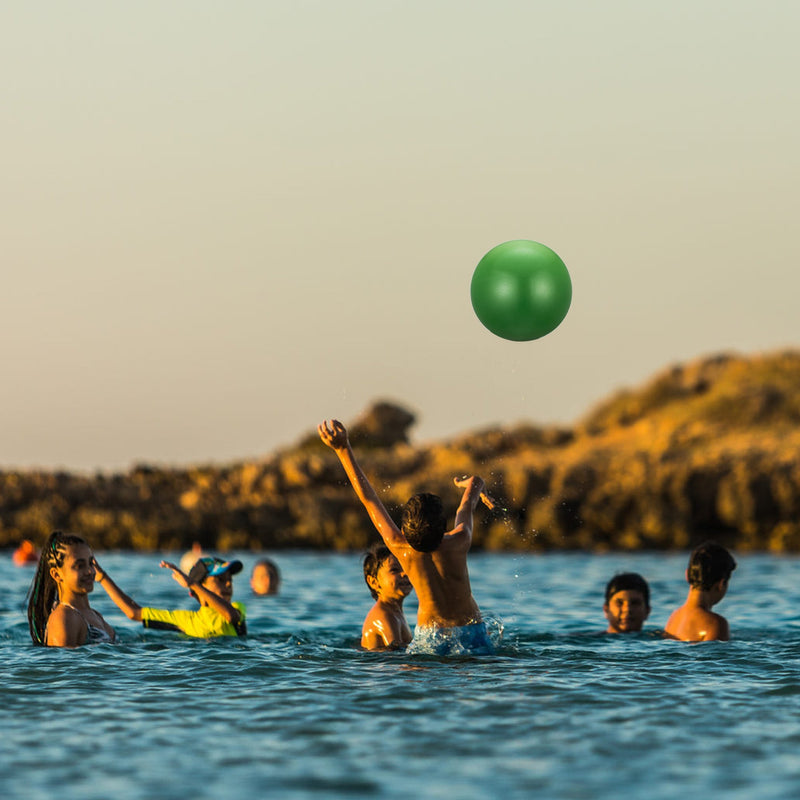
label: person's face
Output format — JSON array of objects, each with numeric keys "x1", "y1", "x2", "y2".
[
  {"x1": 203, "y1": 571, "x2": 234, "y2": 601},
  {"x1": 250, "y1": 564, "x2": 277, "y2": 595},
  {"x1": 372, "y1": 556, "x2": 412, "y2": 602},
  {"x1": 604, "y1": 589, "x2": 649, "y2": 633},
  {"x1": 51, "y1": 544, "x2": 96, "y2": 596}
]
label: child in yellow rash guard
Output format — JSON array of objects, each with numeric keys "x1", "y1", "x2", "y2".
[
  {"x1": 140, "y1": 603, "x2": 246, "y2": 637},
  {"x1": 95, "y1": 557, "x2": 247, "y2": 638}
]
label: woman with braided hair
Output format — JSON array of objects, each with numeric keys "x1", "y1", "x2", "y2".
[{"x1": 26, "y1": 531, "x2": 116, "y2": 647}]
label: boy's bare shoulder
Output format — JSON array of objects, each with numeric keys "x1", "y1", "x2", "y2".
[
  {"x1": 362, "y1": 602, "x2": 388, "y2": 626},
  {"x1": 437, "y1": 527, "x2": 472, "y2": 555},
  {"x1": 700, "y1": 610, "x2": 730, "y2": 641},
  {"x1": 361, "y1": 601, "x2": 410, "y2": 650},
  {"x1": 665, "y1": 605, "x2": 729, "y2": 642}
]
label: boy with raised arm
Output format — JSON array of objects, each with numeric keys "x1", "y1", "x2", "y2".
[
  {"x1": 319, "y1": 418, "x2": 494, "y2": 655},
  {"x1": 664, "y1": 541, "x2": 736, "y2": 642}
]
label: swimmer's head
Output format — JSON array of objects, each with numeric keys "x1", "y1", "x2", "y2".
[
  {"x1": 188, "y1": 557, "x2": 243, "y2": 602},
  {"x1": 605, "y1": 572, "x2": 650, "y2": 608},
  {"x1": 687, "y1": 541, "x2": 736, "y2": 590},
  {"x1": 401, "y1": 493, "x2": 447, "y2": 552},
  {"x1": 250, "y1": 558, "x2": 280, "y2": 596},
  {"x1": 604, "y1": 572, "x2": 650, "y2": 634},
  {"x1": 364, "y1": 544, "x2": 392, "y2": 599},
  {"x1": 363, "y1": 543, "x2": 411, "y2": 601}
]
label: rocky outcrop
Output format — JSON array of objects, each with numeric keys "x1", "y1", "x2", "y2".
[{"x1": 2, "y1": 352, "x2": 800, "y2": 553}]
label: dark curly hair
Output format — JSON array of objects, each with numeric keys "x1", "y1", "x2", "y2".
[{"x1": 401, "y1": 493, "x2": 447, "y2": 552}]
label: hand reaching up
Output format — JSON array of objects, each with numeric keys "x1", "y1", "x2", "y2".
[{"x1": 318, "y1": 419, "x2": 349, "y2": 450}]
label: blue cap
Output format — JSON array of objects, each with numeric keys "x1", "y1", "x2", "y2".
[{"x1": 188, "y1": 557, "x2": 243, "y2": 584}]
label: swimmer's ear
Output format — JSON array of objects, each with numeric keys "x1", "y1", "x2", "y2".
[{"x1": 366, "y1": 575, "x2": 380, "y2": 594}]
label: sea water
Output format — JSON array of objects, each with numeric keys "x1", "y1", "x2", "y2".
[{"x1": 3, "y1": 550, "x2": 800, "y2": 800}]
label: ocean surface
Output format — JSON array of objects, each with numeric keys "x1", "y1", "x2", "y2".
[{"x1": 3, "y1": 550, "x2": 800, "y2": 800}]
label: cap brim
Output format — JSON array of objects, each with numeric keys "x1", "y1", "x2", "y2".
[{"x1": 208, "y1": 559, "x2": 243, "y2": 577}]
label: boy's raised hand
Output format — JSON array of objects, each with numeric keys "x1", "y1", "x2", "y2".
[
  {"x1": 160, "y1": 560, "x2": 190, "y2": 589},
  {"x1": 454, "y1": 475, "x2": 485, "y2": 493},
  {"x1": 318, "y1": 419, "x2": 349, "y2": 450},
  {"x1": 454, "y1": 476, "x2": 495, "y2": 509}
]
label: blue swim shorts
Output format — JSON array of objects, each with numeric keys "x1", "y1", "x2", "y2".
[{"x1": 407, "y1": 621, "x2": 495, "y2": 656}]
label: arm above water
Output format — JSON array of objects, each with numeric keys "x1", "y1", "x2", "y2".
[
  {"x1": 447, "y1": 476, "x2": 485, "y2": 548},
  {"x1": 94, "y1": 559, "x2": 143, "y2": 621},
  {"x1": 318, "y1": 419, "x2": 404, "y2": 548},
  {"x1": 160, "y1": 561, "x2": 242, "y2": 625}
]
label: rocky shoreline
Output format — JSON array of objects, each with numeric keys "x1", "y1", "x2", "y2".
[{"x1": 3, "y1": 350, "x2": 800, "y2": 553}]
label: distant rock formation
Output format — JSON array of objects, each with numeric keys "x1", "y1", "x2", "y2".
[{"x1": 2, "y1": 351, "x2": 800, "y2": 553}]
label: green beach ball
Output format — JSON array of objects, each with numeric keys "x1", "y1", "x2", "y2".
[{"x1": 470, "y1": 240, "x2": 572, "y2": 341}]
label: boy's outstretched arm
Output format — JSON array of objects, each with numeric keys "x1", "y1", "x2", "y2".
[
  {"x1": 93, "y1": 559, "x2": 143, "y2": 621},
  {"x1": 160, "y1": 561, "x2": 242, "y2": 624},
  {"x1": 449, "y1": 476, "x2": 486, "y2": 546},
  {"x1": 318, "y1": 419, "x2": 404, "y2": 547}
]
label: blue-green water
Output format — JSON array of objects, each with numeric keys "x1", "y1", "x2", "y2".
[{"x1": 3, "y1": 551, "x2": 800, "y2": 799}]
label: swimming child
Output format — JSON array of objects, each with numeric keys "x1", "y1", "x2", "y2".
[
  {"x1": 361, "y1": 543, "x2": 413, "y2": 650},
  {"x1": 96, "y1": 556, "x2": 247, "y2": 637},
  {"x1": 664, "y1": 541, "x2": 737, "y2": 642},
  {"x1": 318, "y1": 418, "x2": 493, "y2": 655},
  {"x1": 250, "y1": 557, "x2": 281, "y2": 596},
  {"x1": 26, "y1": 531, "x2": 116, "y2": 647},
  {"x1": 604, "y1": 572, "x2": 650, "y2": 634}
]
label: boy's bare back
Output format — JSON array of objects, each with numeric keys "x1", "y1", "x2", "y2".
[
  {"x1": 391, "y1": 528, "x2": 482, "y2": 627},
  {"x1": 664, "y1": 604, "x2": 729, "y2": 642}
]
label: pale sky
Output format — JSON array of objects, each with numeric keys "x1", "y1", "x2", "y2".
[{"x1": 3, "y1": 2, "x2": 799, "y2": 472}]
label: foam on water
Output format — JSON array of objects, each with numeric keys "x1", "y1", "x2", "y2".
[{"x1": 3, "y1": 551, "x2": 800, "y2": 799}]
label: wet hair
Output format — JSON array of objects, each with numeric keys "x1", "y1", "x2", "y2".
[
  {"x1": 363, "y1": 543, "x2": 395, "y2": 600},
  {"x1": 26, "y1": 531, "x2": 89, "y2": 646},
  {"x1": 687, "y1": 541, "x2": 737, "y2": 590},
  {"x1": 401, "y1": 493, "x2": 447, "y2": 552},
  {"x1": 605, "y1": 572, "x2": 650, "y2": 609}
]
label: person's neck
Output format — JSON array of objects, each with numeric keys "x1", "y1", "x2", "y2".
[
  {"x1": 379, "y1": 596, "x2": 405, "y2": 614},
  {"x1": 685, "y1": 586, "x2": 715, "y2": 611},
  {"x1": 60, "y1": 590, "x2": 90, "y2": 610}
]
